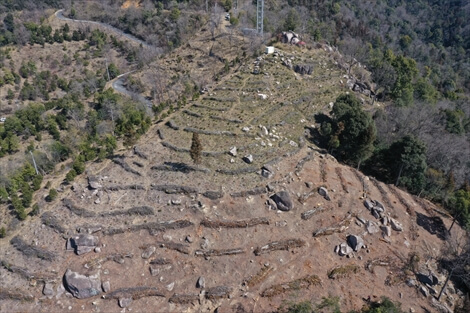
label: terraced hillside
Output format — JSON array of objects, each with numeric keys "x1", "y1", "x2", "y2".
[{"x1": 0, "y1": 44, "x2": 463, "y2": 313}]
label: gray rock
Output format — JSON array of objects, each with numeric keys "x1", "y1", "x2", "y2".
[
  {"x1": 420, "y1": 286, "x2": 429, "y2": 297},
  {"x1": 380, "y1": 225, "x2": 392, "y2": 237},
  {"x1": 243, "y1": 155, "x2": 253, "y2": 164},
  {"x1": 318, "y1": 187, "x2": 330, "y2": 200},
  {"x1": 338, "y1": 242, "x2": 353, "y2": 256},
  {"x1": 185, "y1": 235, "x2": 193, "y2": 243},
  {"x1": 166, "y1": 282, "x2": 175, "y2": 292},
  {"x1": 64, "y1": 269, "x2": 101, "y2": 299},
  {"x1": 261, "y1": 165, "x2": 274, "y2": 178},
  {"x1": 390, "y1": 218, "x2": 403, "y2": 231},
  {"x1": 364, "y1": 199, "x2": 374, "y2": 210},
  {"x1": 366, "y1": 221, "x2": 380, "y2": 234},
  {"x1": 68, "y1": 234, "x2": 99, "y2": 255},
  {"x1": 197, "y1": 276, "x2": 205, "y2": 289},
  {"x1": 356, "y1": 216, "x2": 366, "y2": 224},
  {"x1": 141, "y1": 246, "x2": 156, "y2": 259},
  {"x1": 43, "y1": 282, "x2": 55, "y2": 298},
  {"x1": 119, "y1": 297, "x2": 132, "y2": 308},
  {"x1": 270, "y1": 191, "x2": 293, "y2": 211},
  {"x1": 88, "y1": 176, "x2": 102, "y2": 189},
  {"x1": 149, "y1": 267, "x2": 160, "y2": 277},
  {"x1": 375, "y1": 200, "x2": 385, "y2": 211},
  {"x1": 294, "y1": 64, "x2": 314, "y2": 75},
  {"x1": 417, "y1": 272, "x2": 438, "y2": 286},
  {"x1": 406, "y1": 279, "x2": 416, "y2": 287},
  {"x1": 102, "y1": 281, "x2": 110, "y2": 293},
  {"x1": 372, "y1": 209, "x2": 381, "y2": 219},
  {"x1": 347, "y1": 235, "x2": 365, "y2": 252}
]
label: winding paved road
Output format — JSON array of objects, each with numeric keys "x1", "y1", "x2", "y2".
[
  {"x1": 54, "y1": 9, "x2": 154, "y2": 107},
  {"x1": 55, "y1": 9, "x2": 153, "y2": 49}
]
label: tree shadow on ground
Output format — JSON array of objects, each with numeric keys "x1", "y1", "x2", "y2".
[{"x1": 416, "y1": 212, "x2": 449, "y2": 240}]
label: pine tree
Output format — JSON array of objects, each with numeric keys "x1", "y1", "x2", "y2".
[{"x1": 190, "y1": 132, "x2": 202, "y2": 164}]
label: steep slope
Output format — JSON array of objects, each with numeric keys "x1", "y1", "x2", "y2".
[{"x1": 0, "y1": 44, "x2": 464, "y2": 313}]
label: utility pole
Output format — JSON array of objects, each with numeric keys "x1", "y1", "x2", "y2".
[
  {"x1": 29, "y1": 151, "x2": 39, "y2": 175},
  {"x1": 256, "y1": 0, "x2": 264, "y2": 36},
  {"x1": 105, "y1": 57, "x2": 111, "y2": 81}
]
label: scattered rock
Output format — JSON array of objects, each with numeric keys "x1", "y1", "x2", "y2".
[
  {"x1": 420, "y1": 286, "x2": 429, "y2": 297},
  {"x1": 166, "y1": 282, "x2": 175, "y2": 292},
  {"x1": 270, "y1": 191, "x2": 293, "y2": 212},
  {"x1": 243, "y1": 155, "x2": 253, "y2": 164},
  {"x1": 366, "y1": 221, "x2": 380, "y2": 234},
  {"x1": 406, "y1": 279, "x2": 416, "y2": 287},
  {"x1": 67, "y1": 234, "x2": 99, "y2": 255},
  {"x1": 318, "y1": 187, "x2": 330, "y2": 201},
  {"x1": 229, "y1": 146, "x2": 237, "y2": 156},
  {"x1": 197, "y1": 277, "x2": 205, "y2": 289},
  {"x1": 347, "y1": 235, "x2": 365, "y2": 252},
  {"x1": 185, "y1": 235, "x2": 193, "y2": 243},
  {"x1": 141, "y1": 246, "x2": 156, "y2": 259},
  {"x1": 390, "y1": 218, "x2": 403, "y2": 231},
  {"x1": 338, "y1": 242, "x2": 353, "y2": 256},
  {"x1": 380, "y1": 225, "x2": 392, "y2": 237},
  {"x1": 294, "y1": 64, "x2": 314, "y2": 75},
  {"x1": 102, "y1": 281, "x2": 111, "y2": 293},
  {"x1": 43, "y1": 282, "x2": 55, "y2": 298},
  {"x1": 64, "y1": 269, "x2": 101, "y2": 299},
  {"x1": 417, "y1": 272, "x2": 438, "y2": 286},
  {"x1": 261, "y1": 165, "x2": 274, "y2": 178},
  {"x1": 88, "y1": 176, "x2": 102, "y2": 190},
  {"x1": 118, "y1": 297, "x2": 132, "y2": 308},
  {"x1": 364, "y1": 199, "x2": 374, "y2": 210}
]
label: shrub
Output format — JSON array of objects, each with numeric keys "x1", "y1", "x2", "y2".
[{"x1": 47, "y1": 189, "x2": 58, "y2": 202}]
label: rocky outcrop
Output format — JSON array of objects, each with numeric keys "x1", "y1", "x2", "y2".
[
  {"x1": 64, "y1": 269, "x2": 101, "y2": 299},
  {"x1": 294, "y1": 64, "x2": 314, "y2": 75},
  {"x1": 66, "y1": 234, "x2": 99, "y2": 255},
  {"x1": 270, "y1": 191, "x2": 293, "y2": 211}
]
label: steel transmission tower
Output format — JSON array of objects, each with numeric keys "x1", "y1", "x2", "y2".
[{"x1": 256, "y1": 0, "x2": 264, "y2": 35}]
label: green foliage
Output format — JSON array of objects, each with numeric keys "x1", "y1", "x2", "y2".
[
  {"x1": 170, "y1": 8, "x2": 181, "y2": 22},
  {"x1": 30, "y1": 203, "x2": 40, "y2": 216},
  {"x1": 47, "y1": 188, "x2": 58, "y2": 202},
  {"x1": 19, "y1": 61, "x2": 36, "y2": 78},
  {"x1": 328, "y1": 94, "x2": 376, "y2": 165},
  {"x1": 366, "y1": 136, "x2": 427, "y2": 194},
  {"x1": 190, "y1": 132, "x2": 202, "y2": 164},
  {"x1": 284, "y1": 8, "x2": 299, "y2": 31},
  {"x1": 0, "y1": 227, "x2": 6, "y2": 238},
  {"x1": 355, "y1": 297, "x2": 404, "y2": 313},
  {"x1": 72, "y1": 159, "x2": 85, "y2": 175},
  {"x1": 447, "y1": 188, "x2": 470, "y2": 230},
  {"x1": 107, "y1": 63, "x2": 120, "y2": 80},
  {"x1": 285, "y1": 301, "x2": 313, "y2": 313},
  {"x1": 444, "y1": 109, "x2": 469, "y2": 135},
  {"x1": 65, "y1": 169, "x2": 77, "y2": 182}
]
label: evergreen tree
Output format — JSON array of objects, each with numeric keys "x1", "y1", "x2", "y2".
[{"x1": 190, "y1": 132, "x2": 202, "y2": 164}]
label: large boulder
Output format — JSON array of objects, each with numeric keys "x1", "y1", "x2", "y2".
[
  {"x1": 347, "y1": 235, "x2": 365, "y2": 252},
  {"x1": 364, "y1": 199, "x2": 374, "y2": 210},
  {"x1": 337, "y1": 242, "x2": 353, "y2": 256},
  {"x1": 88, "y1": 176, "x2": 102, "y2": 189},
  {"x1": 294, "y1": 64, "x2": 314, "y2": 75},
  {"x1": 64, "y1": 269, "x2": 101, "y2": 299},
  {"x1": 270, "y1": 191, "x2": 293, "y2": 211},
  {"x1": 67, "y1": 234, "x2": 99, "y2": 255}
]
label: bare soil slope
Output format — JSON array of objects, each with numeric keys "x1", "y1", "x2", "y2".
[{"x1": 0, "y1": 44, "x2": 463, "y2": 313}]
